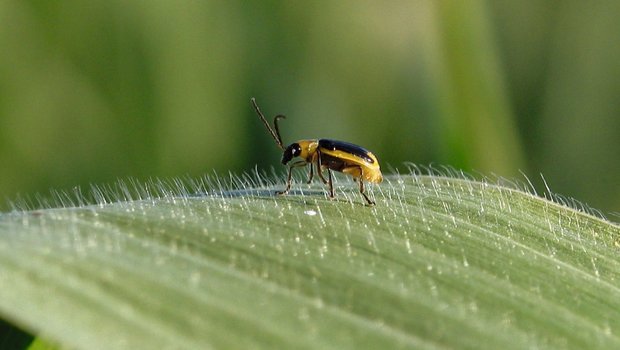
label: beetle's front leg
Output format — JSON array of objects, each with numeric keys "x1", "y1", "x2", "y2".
[
  {"x1": 277, "y1": 161, "x2": 306, "y2": 196},
  {"x1": 276, "y1": 166, "x2": 294, "y2": 195}
]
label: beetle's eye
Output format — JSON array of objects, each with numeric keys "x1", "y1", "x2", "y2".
[
  {"x1": 281, "y1": 144, "x2": 302, "y2": 165},
  {"x1": 282, "y1": 143, "x2": 301, "y2": 165},
  {"x1": 292, "y1": 144, "x2": 301, "y2": 156}
]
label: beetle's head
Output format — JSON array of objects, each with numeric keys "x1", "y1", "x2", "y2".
[{"x1": 282, "y1": 143, "x2": 301, "y2": 165}]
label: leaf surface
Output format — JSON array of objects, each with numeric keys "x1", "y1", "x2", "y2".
[{"x1": 0, "y1": 174, "x2": 618, "y2": 349}]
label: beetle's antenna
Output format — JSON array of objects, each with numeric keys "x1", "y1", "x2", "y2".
[
  {"x1": 273, "y1": 114, "x2": 286, "y2": 147},
  {"x1": 251, "y1": 98, "x2": 285, "y2": 150}
]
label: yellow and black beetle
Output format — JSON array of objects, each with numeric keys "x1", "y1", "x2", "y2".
[{"x1": 251, "y1": 98, "x2": 382, "y2": 205}]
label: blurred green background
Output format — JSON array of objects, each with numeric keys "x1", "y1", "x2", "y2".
[{"x1": 0, "y1": 1, "x2": 618, "y2": 215}]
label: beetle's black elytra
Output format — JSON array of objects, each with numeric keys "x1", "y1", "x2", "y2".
[{"x1": 318, "y1": 139, "x2": 375, "y2": 164}]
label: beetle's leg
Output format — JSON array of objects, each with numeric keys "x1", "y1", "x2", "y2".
[
  {"x1": 316, "y1": 150, "x2": 329, "y2": 184},
  {"x1": 327, "y1": 169, "x2": 335, "y2": 198},
  {"x1": 315, "y1": 149, "x2": 335, "y2": 199},
  {"x1": 277, "y1": 161, "x2": 306, "y2": 196},
  {"x1": 277, "y1": 166, "x2": 294, "y2": 195},
  {"x1": 306, "y1": 163, "x2": 314, "y2": 184},
  {"x1": 358, "y1": 176, "x2": 375, "y2": 206},
  {"x1": 342, "y1": 165, "x2": 375, "y2": 206}
]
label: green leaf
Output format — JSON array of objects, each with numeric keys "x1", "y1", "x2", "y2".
[{"x1": 0, "y1": 173, "x2": 618, "y2": 349}]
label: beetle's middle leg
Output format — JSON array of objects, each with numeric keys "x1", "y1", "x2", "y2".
[
  {"x1": 315, "y1": 150, "x2": 328, "y2": 184},
  {"x1": 306, "y1": 164, "x2": 314, "y2": 184},
  {"x1": 326, "y1": 169, "x2": 335, "y2": 198}
]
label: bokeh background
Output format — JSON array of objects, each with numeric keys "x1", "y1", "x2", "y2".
[{"x1": 0, "y1": 1, "x2": 618, "y2": 215}]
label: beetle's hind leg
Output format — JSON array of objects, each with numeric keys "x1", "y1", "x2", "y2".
[
  {"x1": 358, "y1": 177, "x2": 375, "y2": 206},
  {"x1": 342, "y1": 165, "x2": 375, "y2": 206}
]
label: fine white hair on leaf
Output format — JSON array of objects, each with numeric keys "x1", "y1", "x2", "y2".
[{"x1": 0, "y1": 164, "x2": 614, "y2": 223}]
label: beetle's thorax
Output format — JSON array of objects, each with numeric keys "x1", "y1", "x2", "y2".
[{"x1": 297, "y1": 140, "x2": 319, "y2": 162}]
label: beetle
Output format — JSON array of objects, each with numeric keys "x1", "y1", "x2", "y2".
[{"x1": 251, "y1": 98, "x2": 382, "y2": 205}]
